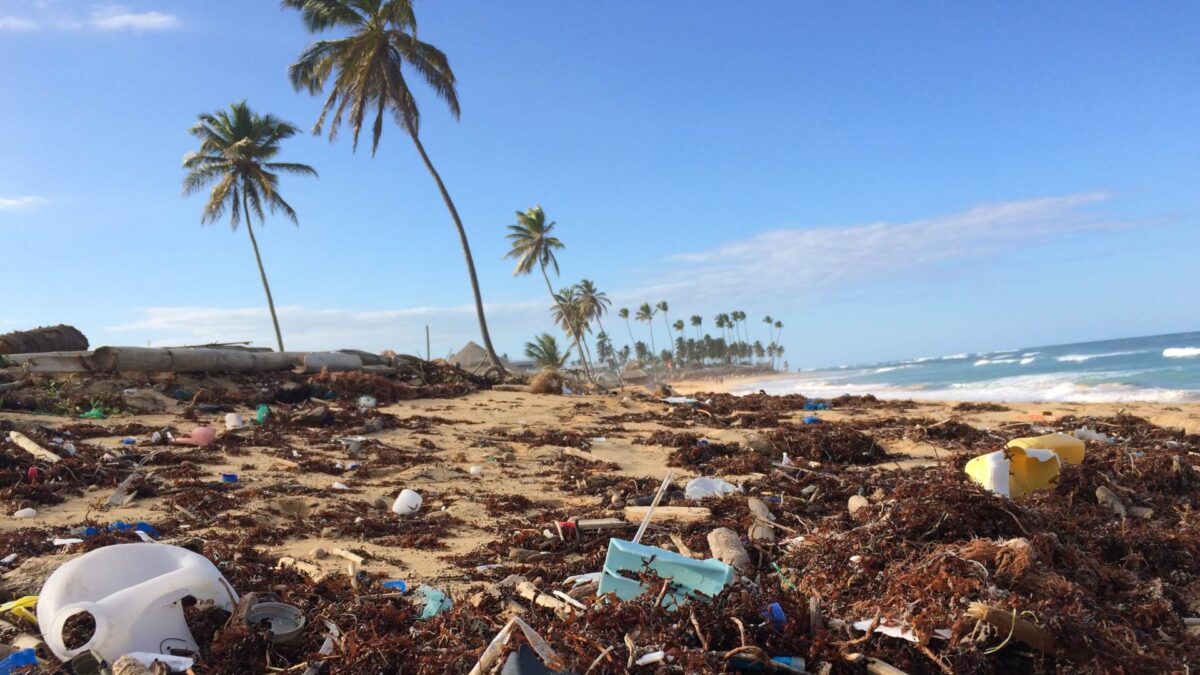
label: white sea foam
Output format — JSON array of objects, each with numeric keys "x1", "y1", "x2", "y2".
[
  {"x1": 733, "y1": 372, "x2": 1200, "y2": 404},
  {"x1": 1054, "y1": 350, "x2": 1144, "y2": 363},
  {"x1": 974, "y1": 358, "x2": 1019, "y2": 366},
  {"x1": 940, "y1": 353, "x2": 970, "y2": 360},
  {"x1": 1164, "y1": 347, "x2": 1200, "y2": 359},
  {"x1": 1020, "y1": 357, "x2": 1036, "y2": 365}
]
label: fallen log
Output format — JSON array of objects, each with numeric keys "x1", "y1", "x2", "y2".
[
  {"x1": 89, "y1": 347, "x2": 300, "y2": 373},
  {"x1": 0, "y1": 325, "x2": 87, "y2": 355}
]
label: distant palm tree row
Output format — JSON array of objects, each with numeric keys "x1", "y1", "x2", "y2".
[{"x1": 506, "y1": 208, "x2": 787, "y2": 377}]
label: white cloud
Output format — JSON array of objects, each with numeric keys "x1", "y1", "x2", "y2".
[
  {"x1": 654, "y1": 192, "x2": 1141, "y2": 302},
  {"x1": 0, "y1": 195, "x2": 45, "y2": 210},
  {"x1": 89, "y1": 5, "x2": 180, "y2": 31},
  {"x1": 106, "y1": 301, "x2": 547, "y2": 356},
  {"x1": 0, "y1": 16, "x2": 36, "y2": 30}
]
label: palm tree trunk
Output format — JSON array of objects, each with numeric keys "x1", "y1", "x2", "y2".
[
  {"x1": 540, "y1": 265, "x2": 594, "y2": 382},
  {"x1": 647, "y1": 322, "x2": 656, "y2": 356},
  {"x1": 243, "y1": 190, "x2": 285, "y2": 352},
  {"x1": 407, "y1": 126, "x2": 502, "y2": 369},
  {"x1": 624, "y1": 318, "x2": 636, "y2": 348},
  {"x1": 662, "y1": 314, "x2": 673, "y2": 347}
]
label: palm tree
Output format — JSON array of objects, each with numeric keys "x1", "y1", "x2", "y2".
[
  {"x1": 673, "y1": 319, "x2": 685, "y2": 338},
  {"x1": 576, "y1": 279, "x2": 611, "y2": 336},
  {"x1": 618, "y1": 308, "x2": 636, "y2": 349},
  {"x1": 656, "y1": 301, "x2": 673, "y2": 345},
  {"x1": 636, "y1": 303, "x2": 657, "y2": 356},
  {"x1": 524, "y1": 333, "x2": 570, "y2": 370},
  {"x1": 690, "y1": 315, "x2": 702, "y2": 340},
  {"x1": 762, "y1": 315, "x2": 774, "y2": 345},
  {"x1": 284, "y1": 0, "x2": 502, "y2": 368},
  {"x1": 774, "y1": 320, "x2": 784, "y2": 344},
  {"x1": 550, "y1": 286, "x2": 595, "y2": 375},
  {"x1": 504, "y1": 205, "x2": 591, "y2": 379},
  {"x1": 182, "y1": 101, "x2": 317, "y2": 353}
]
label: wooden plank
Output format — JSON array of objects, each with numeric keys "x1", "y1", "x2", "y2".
[
  {"x1": 8, "y1": 432, "x2": 61, "y2": 464},
  {"x1": 622, "y1": 506, "x2": 711, "y2": 524}
]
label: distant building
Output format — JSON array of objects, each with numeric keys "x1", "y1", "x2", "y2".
[{"x1": 449, "y1": 341, "x2": 536, "y2": 374}]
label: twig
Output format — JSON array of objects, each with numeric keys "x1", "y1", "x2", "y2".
[
  {"x1": 917, "y1": 643, "x2": 954, "y2": 675},
  {"x1": 583, "y1": 647, "x2": 613, "y2": 675},
  {"x1": 689, "y1": 609, "x2": 709, "y2": 650}
]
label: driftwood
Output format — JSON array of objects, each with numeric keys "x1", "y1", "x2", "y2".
[
  {"x1": 967, "y1": 602, "x2": 1061, "y2": 656},
  {"x1": 0, "y1": 325, "x2": 87, "y2": 355},
  {"x1": 90, "y1": 347, "x2": 300, "y2": 373},
  {"x1": 623, "y1": 506, "x2": 711, "y2": 524},
  {"x1": 301, "y1": 352, "x2": 363, "y2": 373}
]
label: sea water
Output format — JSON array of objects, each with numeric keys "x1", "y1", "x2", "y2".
[{"x1": 736, "y1": 331, "x2": 1200, "y2": 403}]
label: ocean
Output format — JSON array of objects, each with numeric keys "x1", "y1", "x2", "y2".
[{"x1": 735, "y1": 331, "x2": 1200, "y2": 403}]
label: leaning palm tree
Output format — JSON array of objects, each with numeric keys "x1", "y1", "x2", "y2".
[
  {"x1": 690, "y1": 315, "x2": 702, "y2": 340},
  {"x1": 524, "y1": 333, "x2": 570, "y2": 370},
  {"x1": 504, "y1": 206, "x2": 592, "y2": 379},
  {"x1": 550, "y1": 286, "x2": 595, "y2": 376},
  {"x1": 618, "y1": 308, "x2": 636, "y2": 349},
  {"x1": 656, "y1": 301, "x2": 673, "y2": 346},
  {"x1": 283, "y1": 0, "x2": 502, "y2": 368},
  {"x1": 182, "y1": 101, "x2": 317, "y2": 353},
  {"x1": 774, "y1": 320, "x2": 784, "y2": 344},
  {"x1": 636, "y1": 303, "x2": 657, "y2": 356},
  {"x1": 576, "y1": 279, "x2": 611, "y2": 336},
  {"x1": 762, "y1": 315, "x2": 774, "y2": 345}
]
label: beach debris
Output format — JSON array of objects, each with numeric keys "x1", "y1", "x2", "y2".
[
  {"x1": 965, "y1": 433, "x2": 1086, "y2": 497},
  {"x1": 847, "y1": 494, "x2": 870, "y2": 519},
  {"x1": 416, "y1": 585, "x2": 453, "y2": 619},
  {"x1": 747, "y1": 497, "x2": 777, "y2": 542},
  {"x1": 623, "y1": 505, "x2": 711, "y2": 524},
  {"x1": 173, "y1": 426, "x2": 216, "y2": 447},
  {"x1": 597, "y1": 539, "x2": 733, "y2": 610},
  {"x1": 290, "y1": 406, "x2": 329, "y2": 425},
  {"x1": 11, "y1": 508, "x2": 36, "y2": 519},
  {"x1": 242, "y1": 600, "x2": 306, "y2": 643},
  {"x1": 1095, "y1": 485, "x2": 1127, "y2": 519},
  {"x1": 7, "y1": 432, "x2": 64, "y2": 464},
  {"x1": 1072, "y1": 426, "x2": 1113, "y2": 443},
  {"x1": 37, "y1": 543, "x2": 238, "y2": 661},
  {"x1": 392, "y1": 489, "x2": 422, "y2": 516},
  {"x1": 707, "y1": 527, "x2": 751, "y2": 572},
  {"x1": 685, "y1": 476, "x2": 741, "y2": 500},
  {"x1": 0, "y1": 324, "x2": 88, "y2": 355},
  {"x1": 529, "y1": 371, "x2": 563, "y2": 395},
  {"x1": 224, "y1": 413, "x2": 244, "y2": 430},
  {"x1": 107, "y1": 473, "x2": 145, "y2": 507},
  {"x1": 123, "y1": 652, "x2": 195, "y2": 672}
]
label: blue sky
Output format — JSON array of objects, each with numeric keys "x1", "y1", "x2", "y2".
[{"x1": 0, "y1": 0, "x2": 1197, "y2": 368}]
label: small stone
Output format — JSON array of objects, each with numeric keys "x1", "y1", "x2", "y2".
[
  {"x1": 311, "y1": 546, "x2": 328, "y2": 559},
  {"x1": 847, "y1": 495, "x2": 870, "y2": 519},
  {"x1": 320, "y1": 527, "x2": 341, "y2": 538},
  {"x1": 501, "y1": 451, "x2": 516, "y2": 462}
]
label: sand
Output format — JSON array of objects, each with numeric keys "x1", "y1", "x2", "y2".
[{"x1": 3, "y1": 382, "x2": 1198, "y2": 592}]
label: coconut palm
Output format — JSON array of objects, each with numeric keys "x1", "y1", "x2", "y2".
[
  {"x1": 762, "y1": 315, "x2": 774, "y2": 345},
  {"x1": 618, "y1": 308, "x2": 636, "y2": 348},
  {"x1": 283, "y1": 0, "x2": 502, "y2": 368},
  {"x1": 550, "y1": 286, "x2": 595, "y2": 375},
  {"x1": 673, "y1": 319, "x2": 685, "y2": 337},
  {"x1": 524, "y1": 333, "x2": 570, "y2": 370},
  {"x1": 576, "y1": 279, "x2": 611, "y2": 336},
  {"x1": 182, "y1": 101, "x2": 317, "y2": 353},
  {"x1": 655, "y1": 301, "x2": 673, "y2": 345},
  {"x1": 690, "y1": 315, "x2": 702, "y2": 340},
  {"x1": 636, "y1": 303, "x2": 657, "y2": 356},
  {"x1": 774, "y1": 320, "x2": 784, "y2": 344}
]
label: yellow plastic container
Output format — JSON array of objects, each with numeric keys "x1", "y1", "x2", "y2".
[
  {"x1": 965, "y1": 433, "x2": 1087, "y2": 498},
  {"x1": 1006, "y1": 433, "x2": 1085, "y2": 465}
]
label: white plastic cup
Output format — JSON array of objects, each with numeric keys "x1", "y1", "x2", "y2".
[
  {"x1": 392, "y1": 489, "x2": 422, "y2": 517},
  {"x1": 224, "y1": 413, "x2": 244, "y2": 431}
]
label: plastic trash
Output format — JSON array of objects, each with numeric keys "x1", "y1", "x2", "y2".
[
  {"x1": 331, "y1": 482, "x2": 349, "y2": 491},
  {"x1": 763, "y1": 602, "x2": 786, "y2": 630},
  {"x1": 635, "y1": 650, "x2": 667, "y2": 665},
  {"x1": 965, "y1": 432, "x2": 1086, "y2": 498},
  {"x1": 469, "y1": 466, "x2": 484, "y2": 477},
  {"x1": 12, "y1": 508, "x2": 36, "y2": 519},
  {"x1": 662, "y1": 396, "x2": 699, "y2": 405},
  {"x1": 120, "y1": 437, "x2": 137, "y2": 446},
  {"x1": 381, "y1": 580, "x2": 407, "y2": 592},
  {"x1": 220, "y1": 473, "x2": 238, "y2": 483},
  {"x1": 804, "y1": 400, "x2": 829, "y2": 411},
  {"x1": 416, "y1": 585, "x2": 452, "y2": 619},
  {"x1": 37, "y1": 543, "x2": 239, "y2": 661},
  {"x1": 255, "y1": 404, "x2": 270, "y2": 424},
  {"x1": 1073, "y1": 427, "x2": 1113, "y2": 444},
  {"x1": 392, "y1": 489, "x2": 422, "y2": 516},
  {"x1": 598, "y1": 539, "x2": 733, "y2": 610},
  {"x1": 125, "y1": 652, "x2": 196, "y2": 671},
  {"x1": 802, "y1": 416, "x2": 821, "y2": 424},
  {"x1": 175, "y1": 427, "x2": 216, "y2": 447},
  {"x1": 0, "y1": 648, "x2": 37, "y2": 674},
  {"x1": 224, "y1": 413, "x2": 244, "y2": 431},
  {"x1": 79, "y1": 407, "x2": 106, "y2": 420},
  {"x1": 244, "y1": 601, "x2": 305, "y2": 643},
  {"x1": 0, "y1": 596, "x2": 38, "y2": 626},
  {"x1": 685, "y1": 477, "x2": 741, "y2": 500},
  {"x1": 356, "y1": 396, "x2": 377, "y2": 409},
  {"x1": 501, "y1": 644, "x2": 569, "y2": 675},
  {"x1": 728, "y1": 655, "x2": 806, "y2": 672}
]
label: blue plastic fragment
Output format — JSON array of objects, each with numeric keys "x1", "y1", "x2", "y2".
[
  {"x1": 762, "y1": 602, "x2": 786, "y2": 630},
  {"x1": 121, "y1": 437, "x2": 137, "y2": 445},
  {"x1": 802, "y1": 416, "x2": 821, "y2": 424},
  {"x1": 381, "y1": 580, "x2": 407, "y2": 592},
  {"x1": 221, "y1": 473, "x2": 238, "y2": 483},
  {"x1": 416, "y1": 586, "x2": 452, "y2": 619},
  {"x1": 0, "y1": 648, "x2": 38, "y2": 675}
]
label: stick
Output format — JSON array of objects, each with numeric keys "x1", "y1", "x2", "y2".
[
  {"x1": 632, "y1": 471, "x2": 673, "y2": 544},
  {"x1": 966, "y1": 602, "x2": 1057, "y2": 655}
]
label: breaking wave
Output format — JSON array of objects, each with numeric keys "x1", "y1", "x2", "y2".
[
  {"x1": 1055, "y1": 350, "x2": 1144, "y2": 363},
  {"x1": 1164, "y1": 347, "x2": 1200, "y2": 359}
]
